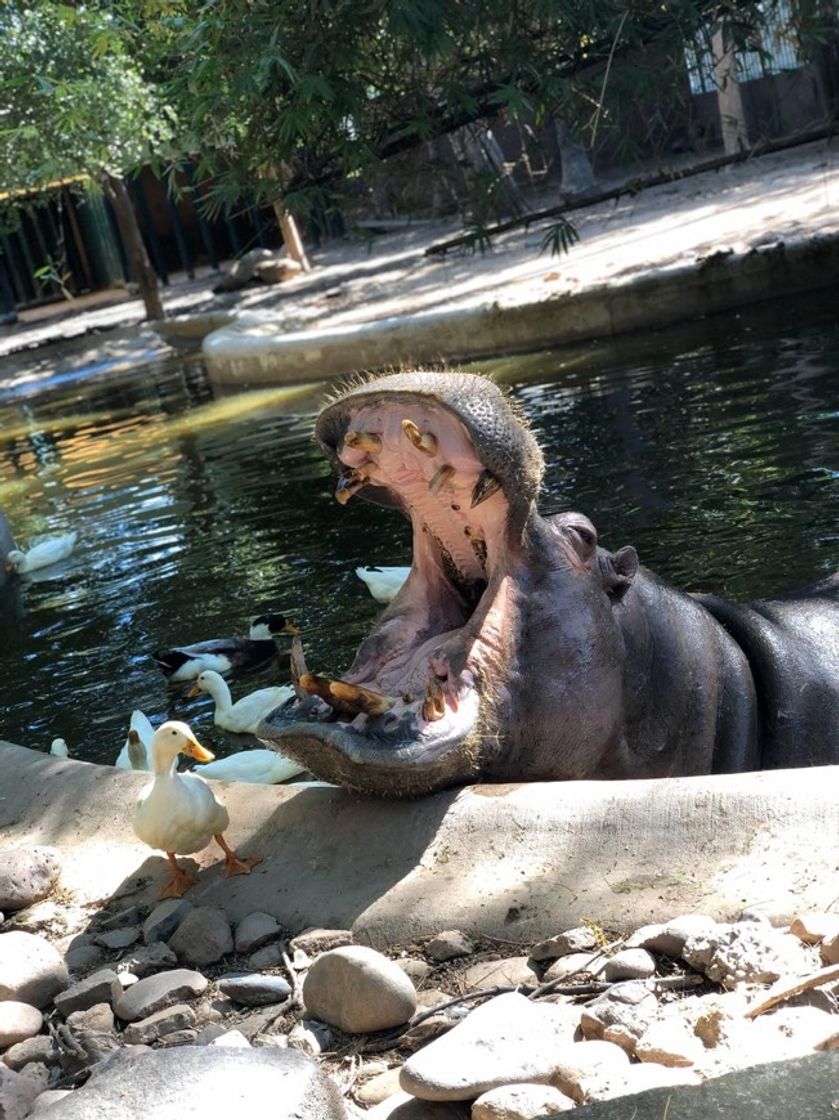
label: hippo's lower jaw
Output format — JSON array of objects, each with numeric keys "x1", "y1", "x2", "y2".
[{"x1": 257, "y1": 372, "x2": 542, "y2": 796}]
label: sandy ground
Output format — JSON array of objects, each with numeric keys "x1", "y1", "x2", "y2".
[{"x1": 0, "y1": 138, "x2": 836, "y2": 390}]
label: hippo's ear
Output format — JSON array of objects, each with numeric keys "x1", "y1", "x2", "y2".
[{"x1": 599, "y1": 546, "x2": 639, "y2": 602}]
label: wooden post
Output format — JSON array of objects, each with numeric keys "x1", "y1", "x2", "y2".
[
  {"x1": 712, "y1": 25, "x2": 749, "y2": 155},
  {"x1": 100, "y1": 173, "x2": 164, "y2": 321},
  {"x1": 272, "y1": 200, "x2": 311, "y2": 272}
]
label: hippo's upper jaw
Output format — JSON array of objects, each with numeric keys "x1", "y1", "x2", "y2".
[{"x1": 258, "y1": 371, "x2": 546, "y2": 796}]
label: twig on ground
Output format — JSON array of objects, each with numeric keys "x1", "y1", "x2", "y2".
[{"x1": 744, "y1": 963, "x2": 839, "y2": 1019}]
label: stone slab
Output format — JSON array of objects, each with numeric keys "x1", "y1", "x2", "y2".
[{"x1": 1, "y1": 742, "x2": 838, "y2": 948}]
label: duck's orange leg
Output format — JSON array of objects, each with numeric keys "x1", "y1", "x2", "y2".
[
  {"x1": 214, "y1": 833, "x2": 262, "y2": 878},
  {"x1": 158, "y1": 852, "x2": 198, "y2": 899}
]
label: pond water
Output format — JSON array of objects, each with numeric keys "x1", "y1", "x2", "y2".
[{"x1": 1, "y1": 288, "x2": 837, "y2": 766}]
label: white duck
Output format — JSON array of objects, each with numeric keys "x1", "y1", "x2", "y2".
[
  {"x1": 188, "y1": 671, "x2": 294, "y2": 734},
  {"x1": 114, "y1": 710, "x2": 155, "y2": 770},
  {"x1": 50, "y1": 738, "x2": 70, "y2": 758},
  {"x1": 133, "y1": 719, "x2": 262, "y2": 899},
  {"x1": 6, "y1": 532, "x2": 77, "y2": 575},
  {"x1": 355, "y1": 565, "x2": 410, "y2": 604},
  {"x1": 192, "y1": 748, "x2": 306, "y2": 785}
]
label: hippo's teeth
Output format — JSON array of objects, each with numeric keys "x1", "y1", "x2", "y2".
[
  {"x1": 471, "y1": 469, "x2": 502, "y2": 508},
  {"x1": 401, "y1": 419, "x2": 438, "y2": 457},
  {"x1": 428, "y1": 465, "x2": 455, "y2": 495},
  {"x1": 299, "y1": 673, "x2": 396, "y2": 718},
  {"x1": 421, "y1": 676, "x2": 447, "y2": 722},
  {"x1": 344, "y1": 430, "x2": 382, "y2": 454},
  {"x1": 289, "y1": 636, "x2": 310, "y2": 699},
  {"x1": 335, "y1": 466, "x2": 370, "y2": 505}
]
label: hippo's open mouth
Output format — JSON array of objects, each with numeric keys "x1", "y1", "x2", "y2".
[{"x1": 258, "y1": 371, "x2": 544, "y2": 796}]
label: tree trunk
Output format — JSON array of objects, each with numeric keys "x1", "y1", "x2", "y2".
[
  {"x1": 712, "y1": 25, "x2": 749, "y2": 154},
  {"x1": 554, "y1": 120, "x2": 596, "y2": 196},
  {"x1": 101, "y1": 173, "x2": 164, "y2": 321},
  {"x1": 272, "y1": 201, "x2": 311, "y2": 271}
]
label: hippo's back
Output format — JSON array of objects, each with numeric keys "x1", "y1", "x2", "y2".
[{"x1": 698, "y1": 574, "x2": 839, "y2": 769}]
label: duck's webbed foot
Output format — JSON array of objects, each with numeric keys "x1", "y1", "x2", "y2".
[
  {"x1": 214, "y1": 833, "x2": 263, "y2": 878},
  {"x1": 159, "y1": 852, "x2": 198, "y2": 899}
]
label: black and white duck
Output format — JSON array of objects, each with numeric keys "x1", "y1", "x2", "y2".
[{"x1": 151, "y1": 613, "x2": 298, "y2": 682}]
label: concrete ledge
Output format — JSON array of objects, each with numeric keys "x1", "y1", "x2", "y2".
[
  {"x1": 2, "y1": 741, "x2": 836, "y2": 946},
  {"x1": 202, "y1": 234, "x2": 839, "y2": 386}
]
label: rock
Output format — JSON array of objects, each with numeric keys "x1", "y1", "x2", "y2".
[
  {"x1": 37, "y1": 1045, "x2": 348, "y2": 1118},
  {"x1": 16, "y1": 1060, "x2": 49, "y2": 1093},
  {"x1": 248, "y1": 943, "x2": 287, "y2": 970},
  {"x1": 84, "y1": 1044, "x2": 152, "y2": 1083},
  {"x1": 0, "y1": 1065, "x2": 41, "y2": 1120},
  {"x1": 356, "y1": 1066, "x2": 403, "y2": 1105},
  {"x1": 123, "y1": 1003, "x2": 196, "y2": 1045},
  {"x1": 142, "y1": 899, "x2": 193, "y2": 945},
  {"x1": 253, "y1": 258, "x2": 303, "y2": 285},
  {"x1": 542, "y1": 952, "x2": 600, "y2": 983},
  {"x1": 600, "y1": 949, "x2": 656, "y2": 981},
  {"x1": 472, "y1": 1082, "x2": 576, "y2": 1117},
  {"x1": 117, "y1": 942, "x2": 178, "y2": 978},
  {"x1": 682, "y1": 923, "x2": 818, "y2": 987},
  {"x1": 288, "y1": 1019, "x2": 336, "y2": 1057},
  {"x1": 618, "y1": 1064, "x2": 701, "y2": 1094},
  {"x1": 168, "y1": 907, "x2": 233, "y2": 967},
  {"x1": 66, "y1": 1004, "x2": 114, "y2": 1034},
  {"x1": 2, "y1": 1034, "x2": 55, "y2": 1071},
  {"x1": 65, "y1": 941, "x2": 106, "y2": 977},
  {"x1": 93, "y1": 927, "x2": 141, "y2": 951},
  {"x1": 210, "y1": 1029, "x2": 251, "y2": 1048},
  {"x1": 399, "y1": 1013, "x2": 457, "y2": 1051},
  {"x1": 364, "y1": 1092, "x2": 469, "y2": 1118},
  {"x1": 399, "y1": 992, "x2": 580, "y2": 1101},
  {"x1": 395, "y1": 958, "x2": 432, "y2": 984},
  {"x1": 529, "y1": 927, "x2": 599, "y2": 961},
  {"x1": 303, "y1": 946, "x2": 416, "y2": 1034},
  {"x1": 416, "y1": 988, "x2": 454, "y2": 1013},
  {"x1": 549, "y1": 1039, "x2": 631, "y2": 1103},
  {"x1": 217, "y1": 974, "x2": 291, "y2": 1006},
  {"x1": 290, "y1": 928, "x2": 353, "y2": 956},
  {"x1": 235, "y1": 912, "x2": 283, "y2": 954},
  {"x1": 0, "y1": 1000, "x2": 43, "y2": 1047},
  {"x1": 459, "y1": 957, "x2": 537, "y2": 991},
  {"x1": 113, "y1": 969, "x2": 208, "y2": 1023},
  {"x1": 30, "y1": 1089, "x2": 73, "y2": 1113},
  {"x1": 553, "y1": 1051, "x2": 839, "y2": 1118},
  {"x1": 0, "y1": 931, "x2": 69, "y2": 1008},
  {"x1": 96, "y1": 907, "x2": 144, "y2": 932},
  {"x1": 54, "y1": 969, "x2": 122, "y2": 1016},
  {"x1": 426, "y1": 931, "x2": 475, "y2": 962},
  {"x1": 635, "y1": 1017, "x2": 702, "y2": 1067},
  {"x1": 0, "y1": 848, "x2": 61, "y2": 912},
  {"x1": 212, "y1": 248, "x2": 275, "y2": 293},
  {"x1": 580, "y1": 981, "x2": 658, "y2": 1053},
  {"x1": 194, "y1": 1023, "x2": 228, "y2": 1045},
  {"x1": 626, "y1": 915, "x2": 718, "y2": 957}
]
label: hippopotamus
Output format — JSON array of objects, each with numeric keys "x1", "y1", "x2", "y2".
[{"x1": 259, "y1": 371, "x2": 839, "y2": 796}]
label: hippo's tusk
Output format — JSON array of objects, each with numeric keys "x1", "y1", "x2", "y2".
[
  {"x1": 428, "y1": 465, "x2": 455, "y2": 495},
  {"x1": 421, "y1": 675, "x2": 447, "y2": 722},
  {"x1": 335, "y1": 465, "x2": 371, "y2": 505},
  {"x1": 471, "y1": 469, "x2": 501, "y2": 508},
  {"x1": 344, "y1": 430, "x2": 382, "y2": 454},
  {"x1": 401, "y1": 419, "x2": 438, "y2": 457},
  {"x1": 299, "y1": 673, "x2": 396, "y2": 718}
]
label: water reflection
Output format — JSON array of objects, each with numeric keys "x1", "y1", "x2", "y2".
[{"x1": 1, "y1": 289, "x2": 837, "y2": 765}]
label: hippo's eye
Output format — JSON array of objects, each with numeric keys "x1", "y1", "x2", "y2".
[{"x1": 575, "y1": 526, "x2": 595, "y2": 546}]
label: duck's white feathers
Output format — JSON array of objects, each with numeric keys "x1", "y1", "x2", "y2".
[
  {"x1": 194, "y1": 672, "x2": 294, "y2": 735},
  {"x1": 355, "y1": 566, "x2": 410, "y2": 603},
  {"x1": 7, "y1": 532, "x2": 77, "y2": 574},
  {"x1": 134, "y1": 769, "x2": 229, "y2": 855},
  {"x1": 193, "y1": 749, "x2": 305, "y2": 784},
  {"x1": 115, "y1": 710, "x2": 154, "y2": 770}
]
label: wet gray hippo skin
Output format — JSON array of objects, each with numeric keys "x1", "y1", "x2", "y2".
[
  {"x1": 259, "y1": 371, "x2": 839, "y2": 796},
  {"x1": 0, "y1": 507, "x2": 16, "y2": 588}
]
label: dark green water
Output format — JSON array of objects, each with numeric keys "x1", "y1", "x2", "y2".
[{"x1": 1, "y1": 288, "x2": 837, "y2": 765}]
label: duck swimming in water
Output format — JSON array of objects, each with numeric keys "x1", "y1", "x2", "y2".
[
  {"x1": 6, "y1": 532, "x2": 77, "y2": 575},
  {"x1": 151, "y1": 613, "x2": 298, "y2": 682},
  {"x1": 133, "y1": 719, "x2": 262, "y2": 899},
  {"x1": 189, "y1": 671, "x2": 294, "y2": 735}
]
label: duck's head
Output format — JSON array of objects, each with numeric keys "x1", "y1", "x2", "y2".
[
  {"x1": 151, "y1": 720, "x2": 215, "y2": 769},
  {"x1": 249, "y1": 613, "x2": 300, "y2": 641},
  {"x1": 188, "y1": 671, "x2": 224, "y2": 699},
  {"x1": 5, "y1": 550, "x2": 24, "y2": 573}
]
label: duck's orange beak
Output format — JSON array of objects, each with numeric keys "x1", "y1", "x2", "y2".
[
  {"x1": 186, "y1": 684, "x2": 201, "y2": 699},
  {"x1": 182, "y1": 737, "x2": 215, "y2": 762}
]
